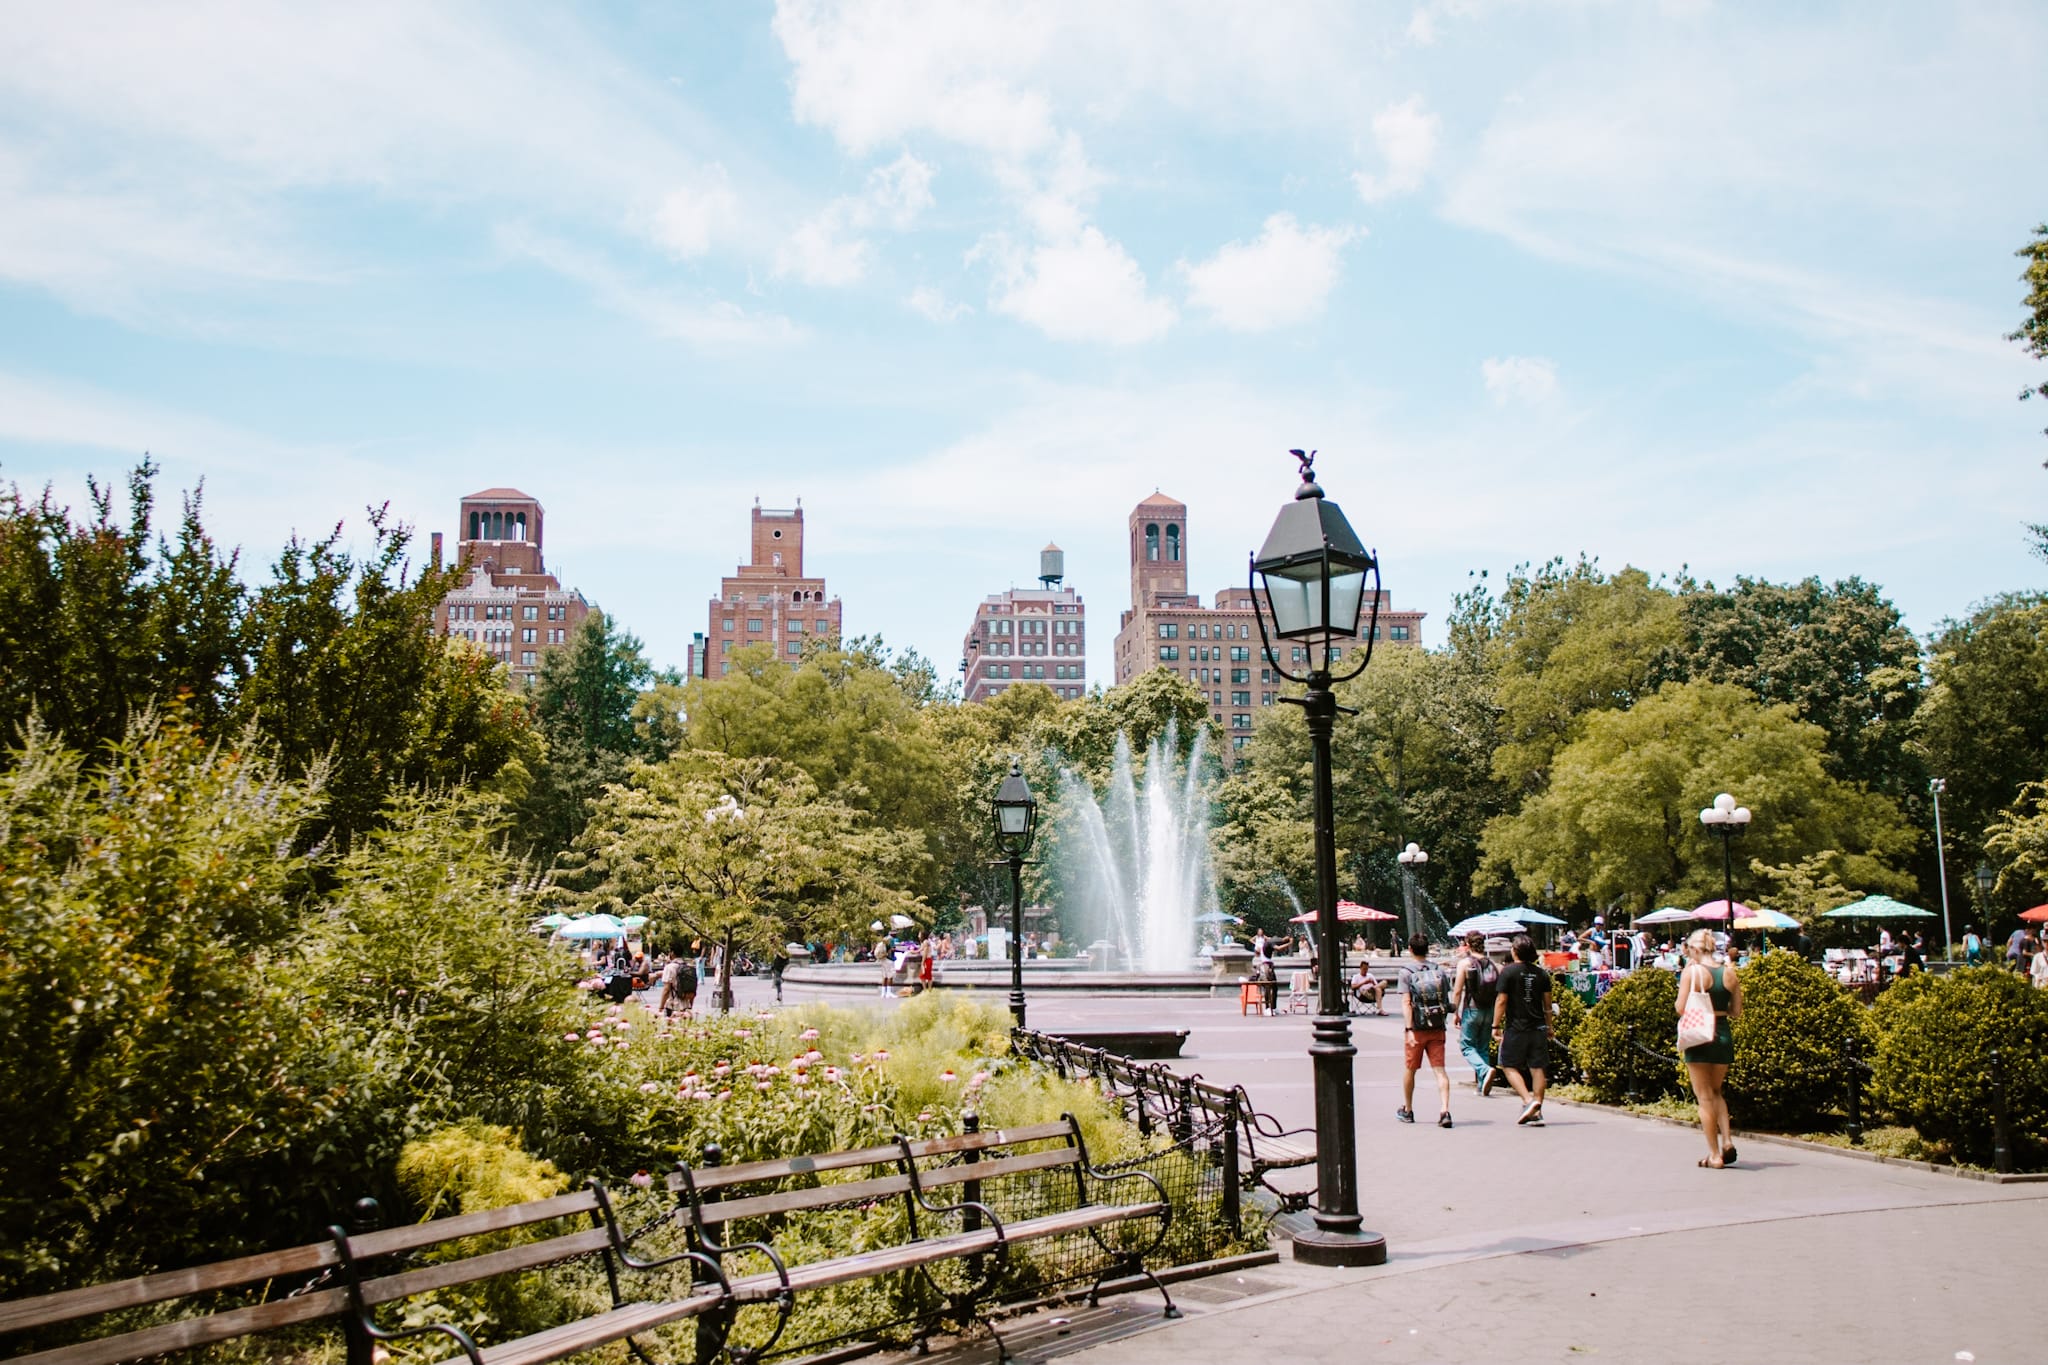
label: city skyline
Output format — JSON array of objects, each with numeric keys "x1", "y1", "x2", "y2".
[{"x1": 1, "y1": 3, "x2": 2042, "y2": 684}]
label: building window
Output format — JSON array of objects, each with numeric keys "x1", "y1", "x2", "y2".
[
  {"x1": 787, "y1": 641, "x2": 802, "y2": 655},
  {"x1": 1232, "y1": 691, "x2": 1251, "y2": 706},
  {"x1": 789, "y1": 620, "x2": 804, "y2": 633},
  {"x1": 1230, "y1": 646, "x2": 1249, "y2": 662},
  {"x1": 1262, "y1": 692, "x2": 1274, "y2": 705},
  {"x1": 1145, "y1": 523, "x2": 1160, "y2": 561},
  {"x1": 1232, "y1": 713, "x2": 1251, "y2": 729},
  {"x1": 1166, "y1": 524, "x2": 1181, "y2": 562},
  {"x1": 523, "y1": 606, "x2": 538, "y2": 620},
  {"x1": 522, "y1": 628, "x2": 536, "y2": 643},
  {"x1": 748, "y1": 619, "x2": 764, "y2": 632},
  {"x1": 1158, "y1": 646, "x2": 1179, "y2": 661},
  {"x1": 815, "y1": 619, "x2": 830, "y2": 632},
  {"x1": 521, "y1": 651, "x2": 537, "y2": 666},
  {"x1": 1392, "y1": 625, "x2": 1410, "y2": 641},
  {"x1": 723, "y1": 618, "x2": 734, "y2": 632},
  {"x1": 1233, "y1": 734, "x2": 1250, "y2": 751},
  {"x1": 721, "y1": 640, "x2": 731, "y2": 654},
  {"x1": 1158, "y1": 622, "x2": 1178, "y2": 638}
]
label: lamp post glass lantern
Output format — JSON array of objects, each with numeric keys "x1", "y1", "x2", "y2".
[
  {"x1": 1397, "y1": 842, "x2": 1429, "y2": 942},
  {"x1": 991, "y1": 758, "x2": 1037, "y2": 1027},
  {"x1": 1248, "y1": 449, "x2": 1386, "y2": 1268}
]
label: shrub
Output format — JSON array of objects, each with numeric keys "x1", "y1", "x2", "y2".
[
  {"x1": 1869, "y1": 966, "x2": 2048, "y2": 1168},
  {"x1": 1549, "y1": 990, "x2": 1587, "y2": 1081},
  {"x1": 1572, "y1": 967, "x2": 1682, "y2": 1103},
  {"x1": 1726, "y1": 950, "x2": 1871, "y2": 1130}
]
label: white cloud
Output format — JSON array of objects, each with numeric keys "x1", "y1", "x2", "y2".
[
  {"x1": 1481, "y1": 356, "x2": 1560, "y2": 404},
  {"x1": 1353, "y1": 96, "x2": 1440, "y2": 202},
  {"x1": 647, "y1": 170, "x2": 742, "y2": 259},
  {"x1": 1181, "y1": 214, "x2": 1358, "y2": 332},
  {"x1": 774, "y1": 152, "x2": 935, "y2": 287},
  {"x1": 906, "y1": 286, "x2": 970, "y2": 322},
  {"x1": 498, "y1": 227, "x2": 805, "y2": 348},
  {"x1": 1405, "y1": 8, "x2": 1438, "y2": 46},
  {"x1": 984, "y1": 228, "x2": 1176, "y2": 345}
]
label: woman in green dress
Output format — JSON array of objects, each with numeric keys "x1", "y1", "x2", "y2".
[{"x1": 1676, "y1": 928, "x2": 1743, "y2": 1168}]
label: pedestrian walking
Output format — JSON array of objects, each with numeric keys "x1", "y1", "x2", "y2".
[
  {"x1": 2031, "y1": 936, "x2": 2048, "y2": 990},
  {"x1": 1491, "y1": 934, "x2": 1553, "y2": 1126},
  {"x1": 1676, "y1": 928, "x2": 1741, "y2": 1168},
  {"x1": 1450, "y1": 930, "x2": 1499, "y2": 1095},
  {"x1": 1397, "y1": 933, "x2": 1454, "y2": 1128},
  {"x1": 656, "y1": 955, "x2": 681, "y2": 1017},
  {"x1": 1963, "y1": 925, "x2": 1983, "y2": 965}
]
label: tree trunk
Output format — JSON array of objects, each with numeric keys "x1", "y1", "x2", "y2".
[{"x1": 719, "y1": 927, "x2": 735, "y2": 1014}]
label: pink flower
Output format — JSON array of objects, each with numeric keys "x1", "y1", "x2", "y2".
[
  {"x1": 850, "y1": 1052, "x2": 866, "y2": 1064},
  {"x1": 917, "y1": 1111, "x2": 933, "y2": 1122},
  {"x1": 565, "y1": 1032, "x2": 581, "y2": 1042},
  {"x1": 758, "y1": 1081, "x2": 772, "y2": 1092},
  {"x1": 694, "y1": 1089, "x2": 712, "y2": 1100},
  {"x1": 588, "y1": 1034, "x2": 606, "y2": 1044},
  {"x1": 735, "y1": 1029, "x2": 753, "y2": 1040},
  {"x1": 614, "y1": 1038, "x2": 629, "y2": 1047},
  {"x1": 799, "y1": 1028, "x2": 820, "y2": 1041},
  {"x1": 804, "y1": 1049, "x2": 823, "y2": 1062},
  {"x1": 873, "y1": 1049, "x2": 891, "y2": 1062},
  {"x1": 794, "y1": 1072, "x2": 811, "y2": 1085},
  {"x1": 940, "y1": 1070, "x2": 958, "y2": 1083},
  {"x1": 713, "y1": 1063, "x2": 731, "y2": 1077},
  {"x1": 616, "y1": 1021, "x2": 632, "y2": 1030},
  {"x1": 968, "y1": 1070, "x2": 991, "y2": 1089},
  {"x1": 717, "y1": 1089, "x2": 732, "y2": 1100},
  {"x1": 824, "y1": 1066, "x2": 843, "y2": 1082},
  {"x1": 630, "y1": 1171, "x2": 653, "y2": 1189},
  {"x1": 639, "y1": 1082, "x2": 660, "y2": 1094}
]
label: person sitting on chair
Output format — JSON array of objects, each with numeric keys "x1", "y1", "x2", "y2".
[{"x1": 1350, "y1": 958, "x2": 1383, "y2": 1013}]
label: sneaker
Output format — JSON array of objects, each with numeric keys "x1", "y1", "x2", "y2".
[
  {"x1": 1438, "y1": 1112, "x2": 1454, "y2": 1129},
  {"x1": 1481, "y1": 1067, "x2": 1500, "y2": 1097},
  {"x1": 1526, "y1": 1107, "x2": 1545, "y2": 1127},
  {"x1": 1517, "y1": 1100, "x2": 1542, "y2": 1126},
  {"x1": 1396, "y1": 1107, "x2": 1416, "y2": 1124}
]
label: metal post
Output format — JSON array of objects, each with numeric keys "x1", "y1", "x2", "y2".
[
  {"x1": 1844, "y1": 1038, "x2": 1863, "y2": 1146},
  {"x1": 1008, "y1": 853, "x2": 1027, "y2": 1029},
  {"x1": 1991, "y1": 1048, "x2": 2013, "y2": 1175},
  {"x1": 1718, "y1": 827, "x2": 1736, "y2": 927},
  {"x1": 1931, "y1": 778, "x2": 1954, "y2": 962},
  {"x1": 1399, "y1": 862, "x2": 1417, "y2": 944},
  {"x1": 1287, "y1": 675, "x2": 1385, "y2": 1267}
]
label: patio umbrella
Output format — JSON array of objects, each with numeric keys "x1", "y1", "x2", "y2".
[
  {"x1": 1288, "y1": 902, "x2": 1398, "y2": 923},
  {"x1": 620, "y1": 915, "x2": 648, "y2": 929},
  {"x1": 889, "y1": 914, "x2": 918, "y2": 930},
  {"x1": 1691, "y1": 899, "x2": 1754, "y2": 922},
  {"x1": 534, "y1": 913, "x2": 570, "y2": 929},
  {"x1": 2019, "y1": 905, "x2": 2048, "y2": 924},
  {"x1": 1447, "y1": 912, "x2": 1525, "y2": 938},
  {"x1": 1635, "y1": 907, "x2": 1695, "y2": 925},
  {"x1": 1497, "y1": 906, "x2": 1567, "y2": 926},
  {"x1": 1733, "y1": 908, "x2": 1801, "y2": 931},
  {"x1": 557, "y1": 916, "x2": 627, "y2": 941},
  {"x1": 1822, "y1": 895, "x2": 1937, "y2": 920}
]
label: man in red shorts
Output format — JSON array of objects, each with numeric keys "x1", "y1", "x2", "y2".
[{"x1": 1397, "y1": 932, "x2": 1454, "y2": 1129}]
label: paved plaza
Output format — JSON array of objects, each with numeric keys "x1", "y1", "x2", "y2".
[{"x1": 760, "y1": 978, "x2": 2043, "y2": 1365}]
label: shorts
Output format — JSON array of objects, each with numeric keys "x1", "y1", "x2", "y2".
[
  {"x1": 1403, "y1": 1029, "x2": 1446, "y2": 1070},
  {"x1": 1498, "y1": 1027, "x2": 1550, "y2": 1075}
]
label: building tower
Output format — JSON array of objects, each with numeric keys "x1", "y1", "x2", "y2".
[
  {"x1": 962, "y1": 545, "x2": 1086, "y2": 703},
  {"x1": 701, "y1": 501, "x2": 843, "y2": 676},
  {"x1": 1128, "y1": 493, "x2": 1191, "y2": 609},
  {"x1": 434, "y1": 487, "x2": 590, "y2": 687}
]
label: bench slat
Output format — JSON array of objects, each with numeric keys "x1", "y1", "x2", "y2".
[
  {"x1": 5, "y1": 1287, "x2": 349, "y2": 1365},
  {"x1": 901, "y1": 1120, "x2": 1075, "y2": 1158},
  {"x1": 1001, "y1": 1202, "x2": 1165, "y2": 1242},
  {"x1": 0, "y1": 1242, "x2": 337, "y2": 1336},
  {"x1": 725, "y1": 1229, "x2": 1003, "y2": 1301},
  {"x1": 359, "y1": 1228, "x2": 612, "y2": 1308},
  {"x1": 348, "y1": 1190, "x2": 602, "y2": 1260},
  {"x1": 670, "y1": 1143, "x2": 903, "y2": 1194},
  {"x1": 916, "y1": 1146, "x2": 1080, "y2": 1192},
  {"x1": 478, "y1": 1291, "x2": 723, "y2": 1365},
  {"x1": 695, "y1": 1172, "x2": 913, "y2": 1226}
]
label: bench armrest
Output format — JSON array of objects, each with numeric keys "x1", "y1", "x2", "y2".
[{"x1": 329, "y1": 1227, "x2": 484, "y2": 1365}]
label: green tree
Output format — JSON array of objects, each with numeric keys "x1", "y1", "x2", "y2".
[
  {"x1": 512, "y1": 612, "x2": 658, "y2": 862},
  {"x1": 2008, "y1": 225, "x2": 2048, "y2": 562},
  {"x1": 1209, "y1": 769, "x2": 1315, "y2": 934},
  {"x1": 561, "y1": 751, "x2": 928, "y2": 1010},
  {"x1": 1916, "y1": 593, "x2": 2048, "y2": 880},
  {"x1": 1487, "y1": 560, "x2": 1684, "y2": 796},
  {"x1": 1481, "y1": 680, "x2": 1916, "y2": 912},
  {"x1": 1675, "y1": 576, "x2": 1923, "y2": 797},
  {"x1": 1984, "y1": 781, "x2": 2048, "y2": 918}
]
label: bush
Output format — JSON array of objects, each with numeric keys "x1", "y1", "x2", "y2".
[
  {"x1": 1869, "y1": 966, "x2": 2048, "y2": 1168},
  {"x1": 1549, "y1": 990, "x2": 1587, "y2": 1081},
  {"x1": 1726, "y1": 950, "x2": 1870, "y2": 1130},
  {"x1": 1572, "y1": 967, "x2": 1682, "y2": 1103}
]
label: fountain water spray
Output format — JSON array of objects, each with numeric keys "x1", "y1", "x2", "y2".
[{"x1": 1061, "y1": 724, "x2": 1220, "y2": 972}]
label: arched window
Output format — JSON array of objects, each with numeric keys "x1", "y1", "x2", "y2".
[
  {"x1": 1166, "y1": 524, "x2": 1181, "y2": 562},
  {"x1": 514, "y1": 512, "x2": 527, "y2": 541},
  {"x1": 468, "y1": 511, "x2": 480, "y2": 540},
  {"x1": 1145, "y1": 524, "x2": 1160, "y2": 561}
]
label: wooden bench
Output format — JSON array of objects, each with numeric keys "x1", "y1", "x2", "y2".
[
  {"x1": 0, "y1": 1184, "x2": 727, "y2": 1365},
  {"x1": 668, "y1": 1113, "x2": 1177, "y2": 1360}
]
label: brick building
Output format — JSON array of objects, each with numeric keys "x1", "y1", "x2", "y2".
[
  {"x1": 433, "y1": 487, "x2": 590, "y2": 687},
  {"x1": 1111, "y1": 492, "x2": 1425, "y2": 752},
  {"x1": 961, "y1": 543, "x2": 1087, "y2": 702},
  {"x1": 700, "y1": 501, "x2": 843, "y2": 676}
]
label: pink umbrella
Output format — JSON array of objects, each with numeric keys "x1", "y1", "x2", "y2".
[
  {"x1": 1288, "y1": 901, "x2": 1398, "y2": 923},
  {"x1": 1691, "y1": 899, "x2": 1754, "y2": 922}
]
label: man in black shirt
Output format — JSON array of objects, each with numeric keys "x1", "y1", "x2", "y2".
[{"x1": 1491, "y1": 934, "x2": 1553, "y2": 1127}]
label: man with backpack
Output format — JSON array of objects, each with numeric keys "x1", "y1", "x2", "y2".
[
  {"x1": 1397, "y1": 933, "x2": 1454, "y2": 1129},
  {"x1": 1451, "y1": 930, "x2": 1500, "y2": 1095}
]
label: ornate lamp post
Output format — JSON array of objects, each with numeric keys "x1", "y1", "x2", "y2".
[
  {"x1": 991, "y1": 757, "x2": 1038, "y2": 1028},
  {"x1": 1249, "y1": 449, "x2": 1386, "y2": 1268},
  {"x1": 1397, "y1": 842, "x2": 1429, "y2": 942},
  {"x1": 1698, "y1": 792, "x2": 1752, "y2": 937}
]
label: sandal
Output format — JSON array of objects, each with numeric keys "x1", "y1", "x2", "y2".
[
  {"x1": 1722, "y1": 1146, "x2": 1738, "y2": 1165},
  {"x1": 1697, "y1": 1157, "x2": 1724, "y2": 1169}
]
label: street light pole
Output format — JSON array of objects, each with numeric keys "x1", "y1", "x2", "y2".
[
  {"x1": 1397, "y1": 842, "x2": 1429, "y2": 942},
  {"x1": 1250, "y1": 450, "x2": 1386, "y2": 1269},
  {"x1": 991, "y1": 758, "x2": 1039, "y2": 1030},
  {"x1": 1698, "y1": 792, "x2": 1752, "y2": 937},
  {"x1": 1929, "y1": 778, "x2": 1954, "y2": 962}
]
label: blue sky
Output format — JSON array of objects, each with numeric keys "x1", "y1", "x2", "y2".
[{"x1": 2, "y1": 1, "x2": 2043, "y2": 683}]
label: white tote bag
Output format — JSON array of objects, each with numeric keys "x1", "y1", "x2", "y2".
[{"x1": 1677, "y1": 966, "x2": 1718, "y2": 1052}]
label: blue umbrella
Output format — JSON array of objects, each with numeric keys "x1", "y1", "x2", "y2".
[{"x1": 1498, "y1": 906, "x2": 1567, "y2": 926}]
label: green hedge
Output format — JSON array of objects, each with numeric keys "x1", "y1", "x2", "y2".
[
  {"x1": 1572, "y1": 968, "x2": 1681, "y2": 1103},
  {"x1": 1726, "y1": 951, "x2": 1870, "y2": 1131},
  {"x1": 1869, "y1": 966, "x2": 2048, "y2": 1168},
  {"x1": 1550, "y1": 990, "x2": 1587, "y2": 1081}
]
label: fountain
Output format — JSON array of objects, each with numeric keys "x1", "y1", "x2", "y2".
[{"x1": 1060, "y1": 724, "x2": 1220, "y2": 972}]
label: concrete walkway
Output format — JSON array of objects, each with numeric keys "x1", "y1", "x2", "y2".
[{"x1": 768, "y1": 979, "x2": 2044, "y2": 1364}]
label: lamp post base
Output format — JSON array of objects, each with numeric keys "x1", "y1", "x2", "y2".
[{"x1": 1277, "y1": 1212, "x2": 1388, "y2": 1267}]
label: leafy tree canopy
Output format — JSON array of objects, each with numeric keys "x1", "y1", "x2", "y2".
[{"x1": 1917, "y1": 593, "x2": 2048, "y2": 847}]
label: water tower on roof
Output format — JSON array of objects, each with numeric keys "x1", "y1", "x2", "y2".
[{"x1": 1039, "y1": 542, "x2": 1065, "y2": 589}]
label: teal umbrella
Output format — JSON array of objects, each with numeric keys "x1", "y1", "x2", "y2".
[
  {"x1": 534, "y1": 913, "x2": 570, "y2": 929},
  {"x1": 620, "y1": 915, "x2": 649, "y2": 929},
  {"x1": 1822, "y1": 895, "x2": 1937, "y2": 920},
  {"x1": 1498, "y1": 906, "x2": 1566, "y2": 926}
]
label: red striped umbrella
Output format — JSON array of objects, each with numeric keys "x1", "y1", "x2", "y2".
[{"x1": 1289, "y1": 901, "x2": 1398, "y2": 923}]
